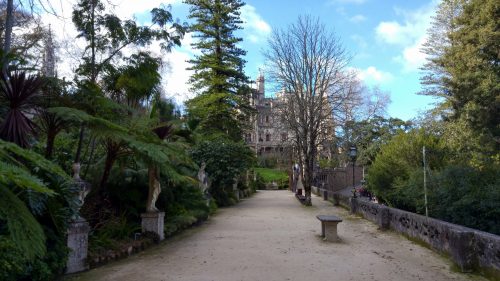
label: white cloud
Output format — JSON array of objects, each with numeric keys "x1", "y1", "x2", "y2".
[
  {"x1": 375, "y1": 21, "x2": 411, "y2": 45},
  {"x1": 240, "y1": 4, "x2": 271, "y2": 43},
  {"x1": 374, "y1": 2, "x2": 437, "y2": 72},
  {"x1": 349, "y1": 14, "x2": 366, "y2": 23},
  {"x1": 395, "y1": 37, "x2": 428, "y2": 72},
  {"x1": 355, "y1": 66, "x2": 394, "y2": 84},
  {"x1": 112, "y1": 0, "x2": 180, "y2": 19},
  {"x1": 162, "y1": 49, "x2": 194, "y2": 104}
]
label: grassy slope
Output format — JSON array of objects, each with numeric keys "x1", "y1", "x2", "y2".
[{"x1": 254, "y1": 168, "x2": 288, "y2": 183}]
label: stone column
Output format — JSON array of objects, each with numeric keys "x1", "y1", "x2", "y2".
[
  {"x1": 449, "y1": 229, "x2": 476, "y2": 272},
  {"x1": 349, "y1": 197, "x2": 358, "y2": 214},
  {"x1": 66, "y1": 218, "x2": 90, "y2": 274},
  {"x1": 141, "y1": 212, "x2": 165, "y2": 241},
  {"x1": 377, "y1": 206, "x2": 391, "y2": 230}
]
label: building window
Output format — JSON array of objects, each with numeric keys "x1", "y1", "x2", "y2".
[
  {"x1": 265, "y1": 115, "x2": 269, "y2": 123},
  {"x1": 266, "y1": 134, "x2": 271, "y2": 141},
  {"x1": 281, "y1": 133, "x2": 287, "y2": 141}
]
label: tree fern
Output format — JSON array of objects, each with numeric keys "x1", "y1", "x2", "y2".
[
  {"x1": 0, "y1": 139, "x2": 69, "y2": 180},
  {"x1": 0, "y1": 162, "x2": 55, "y2": 195},
  {"x1": 0, "y1": 184, "x2": 46, "y2": 260}
]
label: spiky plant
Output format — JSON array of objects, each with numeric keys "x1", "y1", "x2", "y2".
[{"x1": 0, "y1": 71, "x2": 44, "y2": 148}]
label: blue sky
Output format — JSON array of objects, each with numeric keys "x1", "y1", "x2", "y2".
[{"x1": 44, "y1": 0, "x2": 441, "y2": 121}]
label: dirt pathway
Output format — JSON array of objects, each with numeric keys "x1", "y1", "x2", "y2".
[{"x1": 67, "y1": 190, "x2": 485, "y2": 281}]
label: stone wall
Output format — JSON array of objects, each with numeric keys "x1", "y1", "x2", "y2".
[{"x1": 314, "y1": 187, "x2": 500, "y2": 278}]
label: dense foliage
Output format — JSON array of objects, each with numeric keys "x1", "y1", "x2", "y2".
[
  {"x1": 184, "y1": 0, "x2": 256, "y2": 206},
  {"x1": 0, "y1": 1, "x2": 209, "y2": 279},
  {"x1": 191, "y1": 137, "x2": 254, "y2": 206},
  {"x1": 365, "y1": 0, "x2": 500, "y2": 235}
]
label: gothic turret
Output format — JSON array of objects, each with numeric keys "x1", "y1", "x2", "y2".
[{"x1": 256, "y1": 73, "x2": 265, "y2": 97}]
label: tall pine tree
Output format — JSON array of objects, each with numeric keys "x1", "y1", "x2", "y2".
[
  {"x1": 441, "y1": 0, "x2": 499, "y2": 144},
  {"x1": 420, "y1": 0, "x2": 462, "y2": 100},
  {"x1": 185, "y1": 0, "x2": 252, "y2": 141},
  {"x1": 421, "y1": 0, "x2": 499, "y2": 162}
]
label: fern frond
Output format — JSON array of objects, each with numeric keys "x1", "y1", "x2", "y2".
[
  {"x1": 48, "y1": 107, "x2": 128, "y2": 137},
  {"x1": 0, "y1": 185, "x2": 46, "y2": 260},
  {"x1": 0, "y1": 162, "x2": 55, "y2": 195},
  {"x1": 0, "y1": 139, "x2": 69, "y2": 180}
]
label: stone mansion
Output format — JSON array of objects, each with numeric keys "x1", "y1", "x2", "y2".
[
  {"x1": 244, "y1": 74, "x2": 292, "y2": 157},
  {"x1": 244, "y1": 74, "x2": 335, "y2": 161}
]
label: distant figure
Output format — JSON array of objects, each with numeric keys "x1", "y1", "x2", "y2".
[{"x1": 292, "y1": 164, "x2": 300, "y2": 192}]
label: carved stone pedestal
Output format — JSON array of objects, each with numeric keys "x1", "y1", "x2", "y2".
[
  {"x1": 141, "y1": 212, "x2": 165, "y2": 241},
  {"x1": 66, "y1": 218, "x2": 90, "y2": 274}
]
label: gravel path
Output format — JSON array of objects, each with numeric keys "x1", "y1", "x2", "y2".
[{"x1": 67, "y1": 190, "x2": 485, "y2": 281}]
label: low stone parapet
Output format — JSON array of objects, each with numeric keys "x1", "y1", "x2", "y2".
[{"x1": 318, "y1": 188, "x2": 500, "y2": 278}]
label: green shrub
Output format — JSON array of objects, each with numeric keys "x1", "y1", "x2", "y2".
[
  {"x1": 429, "y1": 166, "x2": 500, "y2": 235},
  {"x1": 89, "y1": 214, "x2": 140, "y2": 253},
  {"x1": 367, "y1": 129, "x2": 445, "y2": 205},
  {"x1": 164, "y1": 223, "x2": 178, "y2": 237},
  {"x1": 191, "y1": 137, "x2": 255, "y2": 206},
  {"x1": 0, "y1": 236, "x2": 26, "y2": 281},
  {"x1": 367, "y1": 128, "x2": 500, "y2": 235}
]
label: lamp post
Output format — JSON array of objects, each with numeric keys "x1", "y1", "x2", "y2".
[{"x1": 349, "y1": 146, "x2": 357, "y2": 198}]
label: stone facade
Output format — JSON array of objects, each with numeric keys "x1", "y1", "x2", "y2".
[
  {"x1": 245, "y1": 75, "x2": 335, "y2": 163},
  {"x1": 245, "y1": 75, "x2": 292, "y2": 158}
]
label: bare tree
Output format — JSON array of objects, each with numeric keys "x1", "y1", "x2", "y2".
[
  {"x1": 265, "y1": 16, "x2": 349, "y2": 205},
  {"x1": 1, "y1": 0, "x2": 60, "y2": 72}
]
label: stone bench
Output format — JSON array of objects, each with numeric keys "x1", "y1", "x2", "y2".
[{"x1": 317, "y1": 215, "x2": 342, "y2": 242}]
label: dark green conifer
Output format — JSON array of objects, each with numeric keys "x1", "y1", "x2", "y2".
[{"x1": 185, "y1": 0, "x2": 252, "y2": 140}]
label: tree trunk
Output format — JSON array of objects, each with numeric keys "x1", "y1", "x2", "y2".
[
  {"x1": 2, "y1": 0, "x2": 14, "y2": 74},
  {"x1": 99, "y1": 143, "x2": 119, "y2": 192},
  {"x1": 45, "y1": 129, "x2": 57, "y2": 159}
]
